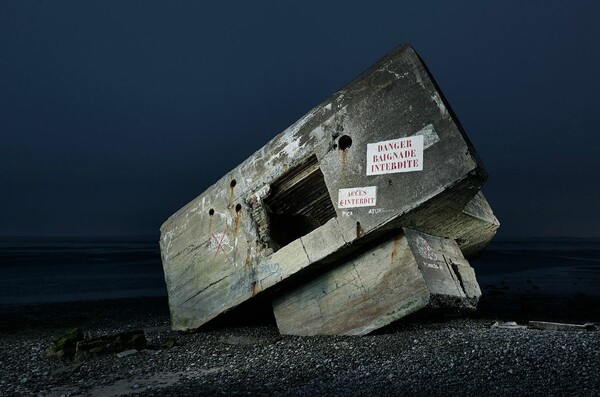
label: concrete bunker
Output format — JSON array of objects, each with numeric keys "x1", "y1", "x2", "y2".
[{"x1": 159, "y1": 44, "x2": 499, "y2": 334}]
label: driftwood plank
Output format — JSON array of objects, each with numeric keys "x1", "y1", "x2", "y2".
[{"x1": 529, "y1": 321, "x2": 596, "y2": 331}]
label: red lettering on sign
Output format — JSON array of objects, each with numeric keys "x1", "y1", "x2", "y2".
[
  {"x1": 339, "y1": 197, "x2": 376, "y2": 207},
  {"x1": 377, "y1": 139, "x2": 412, "y2": 152},
  {"x1": 371, "y1": 149, "x2": 416, "y2": 163},
  {"x1": 370, "y1": 159, "x2": 419, "y2": 173},
  {"x1": 348, "y1": 189, "x2": 368, "y2": 197}
]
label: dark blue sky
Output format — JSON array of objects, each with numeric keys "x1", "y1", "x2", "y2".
[{"x1": 1, "y1": 1, "x2": 599, "y2": 238}]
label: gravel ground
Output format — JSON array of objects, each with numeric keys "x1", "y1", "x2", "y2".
[{"x1": 1, "y1": 296, "x2": 599, "y2": 397}]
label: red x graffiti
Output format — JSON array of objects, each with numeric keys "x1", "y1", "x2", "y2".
[{"x1": 211, "y1": 233, "x2": 226, "y2": 254}]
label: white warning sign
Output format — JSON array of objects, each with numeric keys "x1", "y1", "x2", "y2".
[
  {"x1": 338, "y1": 186, "x2": 377, "y2": 209},
  {"x1": 366, "y1": 135, "x2": 423, "y2": 176}
]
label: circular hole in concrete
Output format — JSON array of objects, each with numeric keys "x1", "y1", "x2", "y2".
[
  {"x1": 209, "y1": 209, "x2": 215, "y2": 216},
  {"x1": 235, "y1": 204, "x2": 242, "y2": 213},
  {"x1": 338, "y1": 135, "x2": 352, "y2": 150},
  {"x1": 230, "y1": 179, "x2": 237, "y2": 188}
]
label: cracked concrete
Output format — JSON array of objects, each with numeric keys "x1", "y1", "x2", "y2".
[{"x1": 159, "y1": 44, "x2": 497, "y2": 333}]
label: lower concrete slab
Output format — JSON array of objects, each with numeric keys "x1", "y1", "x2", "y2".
[
  {"x1": 272, "y1": 229, "x2": 480, "y2": 336},
  {"x1": 272, "y1": 233, "x2": 430, "y2": 336}
]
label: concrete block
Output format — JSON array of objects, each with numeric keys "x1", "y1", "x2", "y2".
[
  {"x1": 273, "y1": 234, "x2": 430, "y2": 335},
  {"x1": 159, "y1": 44, "x2": 489, "y2": 331},
  {"x1": 403, "y1": 191, "x2": 499, "y2": 258},
  {"x1": 273, "y1": 228, "x2": 480, "y2": 335}
]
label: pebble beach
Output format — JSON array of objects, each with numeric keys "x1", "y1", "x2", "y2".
[
  {"x1": 2, "y1": 238, "x2": 599, "y2": 396},
  {"x1": 1, "y1": 292, "x2": 599, "y2": 397}
]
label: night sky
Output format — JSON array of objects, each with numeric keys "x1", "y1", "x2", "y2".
[{"x1": 1, "y1": 1, "x2": 599, "y2": 239}]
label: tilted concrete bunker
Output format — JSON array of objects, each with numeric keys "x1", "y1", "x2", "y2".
[{"x1": 159, "y1": 45, "x2": 499, "y2": 334}]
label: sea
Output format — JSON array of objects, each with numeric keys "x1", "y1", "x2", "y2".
[
  {"x1": 0, "y1": 236, "x2": 599, "y2": 306},
  {"x1": 0, "y1": 237, "x2": 166, "y2": 306}
]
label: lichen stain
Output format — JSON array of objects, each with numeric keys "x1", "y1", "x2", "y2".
[
  {"x1": 233, "y1": 210, "x2": 242, "y2": 236},
  {"x1": 391, "y1": 236, "x2": 401, "y2": 261},
  {"x1": 243, "y1": 246, "x2": 258, "y2": 296},
  {"x1": 339, "y1": 147, "x2": 348, "y2": 167},
  {"x1": 244, "y1": 246, "x2": 252, "y2": 268}
]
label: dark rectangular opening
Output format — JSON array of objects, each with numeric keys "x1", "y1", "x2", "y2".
[{"x1": 264, "y1": 155, "x2": 336, "y2": 251}]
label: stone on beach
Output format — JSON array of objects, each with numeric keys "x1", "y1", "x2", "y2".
[
  {"x1": 74, "y1": 329, "x2": 146, "y2": 361},
  {"x1": 50, "y1": 328, "x2": 84, "y2": 360}
]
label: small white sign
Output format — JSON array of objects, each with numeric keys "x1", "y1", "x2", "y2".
[
  {"x1": 366, "y1": 135, "x2": 424, "y2": 176},
  {"x1": 338, "y1": 186, "x2": 377, "y2": 208}
]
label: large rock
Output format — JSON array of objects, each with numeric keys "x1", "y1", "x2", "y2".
[{"x1": 160, "y1": 45, "x2": 489, "y2": 331}]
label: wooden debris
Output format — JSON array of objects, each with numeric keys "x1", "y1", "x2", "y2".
[
  {"x1": 49, "y1": 328, "x2": 84, "y2": 360},
  {"x1": 529, "y1": 321, "x2": 597, "y2": 331},
  {"x1": 491, "y1": 321, "x2": 528, "y2": 330},
  {"x1": 219, "y1": 335, "x2": 281, "y2": 346},
  {"x1": 74, "y1": 329, "x2": 146, "y2": 361}
]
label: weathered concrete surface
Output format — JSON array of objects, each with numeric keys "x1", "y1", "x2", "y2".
[
  {"x1": 272, "y1": 229, "x2": 479, "y2": 336},
  {"x1": 402, "y1": 190, "x2": 499, "y2": 258},
  {"x1": 452, "y1": 191, "x2": 499, "y2": 257},
  {"x1": 159, "y1": 45, "x2": 488, "y2": 331},
  {"x1": 273, "y1": 233, "x2": 429, "y2": 336},
  {"x1": 404, "y1": 228, "x2": 480, "y2": 309}
]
